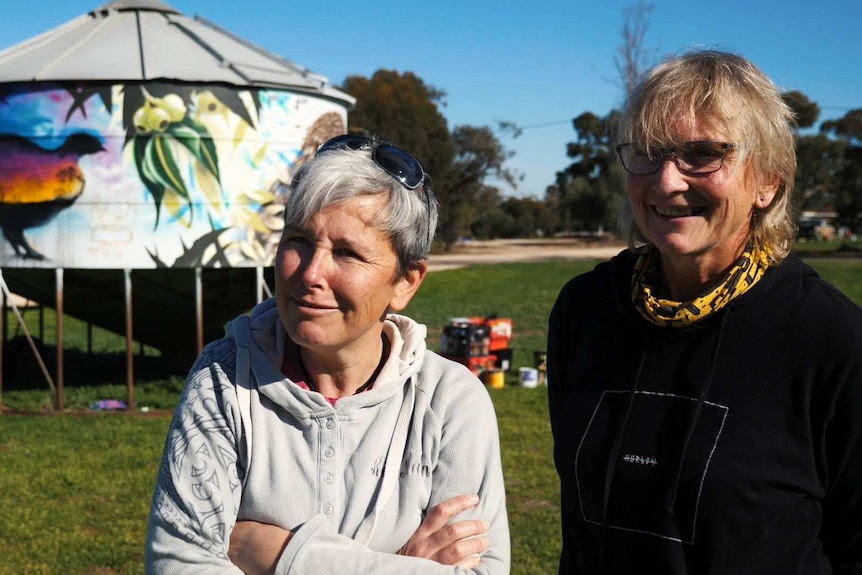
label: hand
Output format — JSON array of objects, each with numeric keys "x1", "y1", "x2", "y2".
[
  {"x1": 398, "y1": 494, "x2": 490, "y2": 569},
  {"x1": 228, "y1": 520, "x2": 293, "y2": 575}
]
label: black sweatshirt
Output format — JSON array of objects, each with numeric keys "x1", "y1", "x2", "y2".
[{"x1": 547, "y1": 250, "x2": 862, "y2": 575}]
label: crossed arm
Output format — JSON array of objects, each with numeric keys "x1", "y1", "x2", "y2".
[{"x1": 228, "y1": 494, "x2": 491, "y2": 575}]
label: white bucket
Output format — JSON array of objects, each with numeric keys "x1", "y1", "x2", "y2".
[{"x1": 518, "y1": 367, "x2": 539, "y2": 388}]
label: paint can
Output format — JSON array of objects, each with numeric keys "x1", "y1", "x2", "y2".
[
  {"x1": 533, "y1": 350, "x2": 547, "y2": 385},
  {"x1": 482, "y1": 369, "x2": 505, "y2": 389},
  {"x1": 518, "y1": 367, "x2": 539, "y2": 388}
]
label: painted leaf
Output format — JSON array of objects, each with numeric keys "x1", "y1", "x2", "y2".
[
  {"x1": 169, "y1": 124, "x2": 202, "y2": 157},
  {"x1": 174, "y1": 118, "x2": 221, "y2": 182},
  {"x1": 217, "y1": 89, "x2": 258, "y2": 128},
  {"x1": 244, "y1": 211, "x2": 270, "y2": 235},
  {"x1": 263, "y1": 203, "x2": 285, "y2": 231},
  {"x1": 243, "y1": 188, "x2": 276, "y2": 205},
  {"x1": 143, "y1": 137, "x2": 190, "y2": 202},
  {"x1": 194, "y1": 161, "x2": 225, "y2": 214},
  {"x1": 162, "y1": 187, "x2": 192, "y2": 227},
  {"x1": 198, "y1": 128, "x2": 221, "y2": 181},
  {"x1": 132, "y1": 135, "x2": 167, "y2": 228},
  {"x1": 233, "y1": 120, "x2": 249, "y2": 149},
  {"x1": 252, "y1": 142, "x2": 269, "y2": 167},
  {"x1": 140, "y1": 136, "x2": 195, "y2": 225}
]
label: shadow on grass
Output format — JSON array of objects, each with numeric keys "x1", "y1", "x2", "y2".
[
  {"x1": 3, "y1": 336, "x2": 186, "y2": 391},
  {"x1": 1, "y1": 335, "x2": 189, "y2": 413}
]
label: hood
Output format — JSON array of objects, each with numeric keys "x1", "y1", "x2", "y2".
[
  {"x1": 594, "y1": 248, "x2": 653, "y2": 335},
  {"x1": 377, "y1": 313, "x2": 427, "y2": 386},
  {"x1": 225, "y1": 298, "x2": 428, "y2": 393},
  {"x1": 225, "y1": 297, "x2": 284, "y2": 370}
]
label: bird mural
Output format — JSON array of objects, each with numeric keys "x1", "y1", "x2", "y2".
[{"x1": 0, "y1": 132, "x2": 105, "y2": 260}]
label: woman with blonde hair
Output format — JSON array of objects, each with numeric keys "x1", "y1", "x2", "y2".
[{"x1": 548, "y1": 50, "x2": 862, "y2": 574}]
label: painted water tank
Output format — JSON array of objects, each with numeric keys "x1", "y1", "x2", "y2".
[{"x1": 0, "y1": 0, "x2": 355, "y2": 268}]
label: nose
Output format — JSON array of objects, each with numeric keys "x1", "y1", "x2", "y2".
[
  {"x1": 300, "y1": 247, "x2": 329, "y2": 288},
  {"x1": 653, "y1": 155, "x2": 689, "y2": 193}
]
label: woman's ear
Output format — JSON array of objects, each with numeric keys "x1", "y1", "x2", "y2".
[
  {"x1": 756, "y1": 175, "x2": 781, "y2": 209},
  {"x1": 389, "y1": 261, "x2": 428, "y2": 312}
]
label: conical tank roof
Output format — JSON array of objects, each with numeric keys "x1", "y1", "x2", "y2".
[{"x1": 0, "y1": 0, "x2": 354, "y2": 105}]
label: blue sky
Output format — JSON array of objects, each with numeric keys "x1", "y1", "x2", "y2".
[{"x1": 1, "y1": 0, "x2": 860, "y2": 199}]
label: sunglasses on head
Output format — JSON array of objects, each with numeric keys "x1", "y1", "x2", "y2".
[{"x1": 316, "y1": 134, "x2": 428, "y2": 190}]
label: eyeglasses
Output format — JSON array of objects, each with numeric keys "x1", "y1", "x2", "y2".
[
  {"x1": 616, "y1": 141, "x2": 736, "y2": 175},
  {"x1": 316, "y1": 134, "x2": 428, "y2": 190}
]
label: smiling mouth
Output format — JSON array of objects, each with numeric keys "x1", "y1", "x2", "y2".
[
  {"x1": 293, "y1": 298, "x2": 336, "y2": 311},
  {"x1": 653, "y1": 206, "x2": 707, "y2": 217}
]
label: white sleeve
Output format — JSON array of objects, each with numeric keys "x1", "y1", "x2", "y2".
[
  {"x1": 422, "y1": 374, "x2": 511, "y2": 575},
  {"x1": 144, "y1": 356, "x2": 246, "y2": 575},
  {"x1": 274, "y1": 515, "x2": 487, "y2": 575}
]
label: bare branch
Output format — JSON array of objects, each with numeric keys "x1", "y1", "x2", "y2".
[{"x1": 614, "y1": 1, "x2": 656, "y2": 92}]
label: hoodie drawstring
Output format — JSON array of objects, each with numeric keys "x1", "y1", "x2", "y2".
[
  {"x1": 236, "y1": 345, "x2": 253, "y2": 490},
  {"x1": 354, "y1": 376, "x2": 417, "y2": 546},
  {"x1": 598, "y1": 349, "x2": 648, "y2": 573},
  {"x1": 665, "y1": 308, "x2": 731, "y2": 514}
]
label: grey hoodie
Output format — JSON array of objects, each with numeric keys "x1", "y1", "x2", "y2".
[{"x1": 145, "y1": 297, "x2": 510, "y2": 575}]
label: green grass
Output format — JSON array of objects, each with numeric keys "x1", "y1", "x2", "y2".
[
  {"x1": 1, "y1": 256, "x2": 861, "y2": 574},
  {"x1": 804, "y1": 259, "x2": 862, "y2": 303},
  {"x1": 0, "y1": 414, "x2": 170, "y2": 575},
  {"x1": 790, "y1": 238, "x2": 862, "y2": 254},
  {"x1": 405, "y1": 261, "x2": 597, "y2": 378},
  {"x1": 0, "y1": 390, "x2": 561, "y2": 575}
]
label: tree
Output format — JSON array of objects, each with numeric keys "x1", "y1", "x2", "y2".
[
  {"x1": 554, "y1": 111, "x2": 625, "y2": 232},
  {"x1": 341, "y1": 69, "x2": 455, "y2": 189},
  {"x1": 340, "y1": 70, "x2": 517, "y2": 247},
  {"x1": 821, "y1": 109, "x2": 862, "y2": 230},
  {"x1": 471, "y1": 197, "x2": 558, "y2": 239},
  {"x1": 795, "y1": 133, "x2": 846, "y2": 214},
  {"x1": 436, "y1": 125, "x2": 519, "y2": 244},
  {"x1": 785, "y1": 90, "x2": 827, "y2": 212},
  {"x1": 823, "y1": 109, "x2": 862, "y2": 146},
  {"x1": 782, "y1": 90, "x2": 820, "y2": 130},
  {"x1": 614, "y1": 1, "x2": 656, "y2": 92},
  {"x1": 833, "y1": 146, "x2": 862, "y2": 232},
  {"x1": 553, "y1": 1, "x2": 656, "y2": 236}
]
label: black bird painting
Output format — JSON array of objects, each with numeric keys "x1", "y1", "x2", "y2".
[{"x1": 0, "y1": 132, "x2": 105, "y2": 260}]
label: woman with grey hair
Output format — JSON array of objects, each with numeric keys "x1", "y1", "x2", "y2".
[
  {"x1": 145, "y1": 135, "x2": 510, "y2": 575},
  {"x1": 548, "y1": 50, "x2": 862, "y2": 573}
]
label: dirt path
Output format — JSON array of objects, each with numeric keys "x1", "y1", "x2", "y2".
[
  {"x1": 428, "y1": 238, "x2": 624, "y2": 271},
  {"x1": 2, "y1": 240, "x2": 623, "y2": 307}
]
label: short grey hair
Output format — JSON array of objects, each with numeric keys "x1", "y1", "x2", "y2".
[
  {"x1": 282, "y1": 147, "x2": 438, "y2": 278},
  {"x1": 616, "y1": 49, "x2": 798, "y2": 263}
]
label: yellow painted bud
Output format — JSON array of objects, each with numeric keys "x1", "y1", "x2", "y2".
[
  {"x1": 160, "y1": 94, "x2": 187, "y2": 123},
  {"x1": 133, "y1": 104, "x2": 172, "y2": 133},
  {"x1": 195, "y1": 90, "x2": 224, "y2": 114}
]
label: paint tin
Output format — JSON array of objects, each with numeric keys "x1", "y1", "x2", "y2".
[
  {"x1": 518, "y1": 367, "x2": 539, "y2": 388},
  {"x1": 483, "y1": 369, "x2": 505, "y2": 389}
]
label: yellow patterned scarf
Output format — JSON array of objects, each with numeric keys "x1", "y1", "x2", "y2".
[{"x1": 632, "y1": 244, "x2": 771, "y2": 328}]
